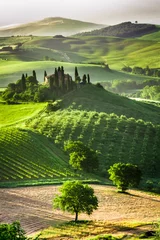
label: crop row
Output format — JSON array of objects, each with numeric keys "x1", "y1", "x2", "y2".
[
  {"x1": 28, "y1": 110, "x2": 160, "y2": 174},
  {"x1": 0, "y1": 127, "x2": 73, "y2": 181}
]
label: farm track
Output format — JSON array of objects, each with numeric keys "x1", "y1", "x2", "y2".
[{"x1": 0, "y1": 185, "x2": 160, "y2": 236}]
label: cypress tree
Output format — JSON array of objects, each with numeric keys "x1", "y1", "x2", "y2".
[
  {"x1": 32, "y1": 70, "x2": 38, "y2": 85},
  {"x1": 75, "y1": 67, "x2": 79, "y2": 82},
  {"x1": 21, "y1": 74, "x2": 26, "y2": 91},
  {"x1": 61, "y1": 66, "x2": 65, "y2": 91},
  {"x1": 55, "y1": 68, "x2": 59, "y2": 87},
  {"x1": 33, "y1": 70, "x2": 37, "y2": 80},
  {"x1": 87, "y1": 74, "x2": 90, "y2": 84},
  {"x1": 44, "y1": 70, "x2": 47, "y2": 82},
  {"x1": 82, "y1": 74, "x2": 87, "y2": 84}
]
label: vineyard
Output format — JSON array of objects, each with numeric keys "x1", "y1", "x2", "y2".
[
  {"x1": 0, "y1": 128, "x2": 76, "y2": 183},
  {"x1": 0, "y1": 84, "x2": 160, "y2": 184},
  {"x1": 27, "y1": 108, "x2": 160, "y2": 177}
]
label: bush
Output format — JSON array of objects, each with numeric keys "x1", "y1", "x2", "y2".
[
  {"x1": 45, "y1": 100, "x2": 62, "y2": 112},
  {"x1": 108, "y1": 163, "x2": 142, "y2": 192}
]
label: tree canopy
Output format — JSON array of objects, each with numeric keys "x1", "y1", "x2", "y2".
[
  {"x1": 53, "y1": 181, "x2": 98, "y2": 221},
  {"x1": 108, "y1": 163, "x2": 142, "y2": 192},
  {"x1": 64, "y1": 140, "x2": 99, "y2": 172}
]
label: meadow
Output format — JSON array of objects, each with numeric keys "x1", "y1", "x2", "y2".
[{"x1": 0, "y1": 33, "x2": 160, "y2": 87}]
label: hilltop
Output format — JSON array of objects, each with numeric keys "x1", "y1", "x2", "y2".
[
  {"x1": 76, "y1": 21, "x2": 159, "y2": 38},
  {"x1": 0, "y1": 17, "x2": 106, "y2": 37}
]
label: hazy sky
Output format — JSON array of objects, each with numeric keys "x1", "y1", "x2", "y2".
[{"x1": 0, "y1": 0, "x2": 160, "y2": 27}]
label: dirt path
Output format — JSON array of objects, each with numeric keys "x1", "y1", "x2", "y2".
[{"x1": 0, "y1": 185, "x2": 160, "y2": 236}]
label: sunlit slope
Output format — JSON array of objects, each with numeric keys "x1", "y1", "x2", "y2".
[
  {"x1": 0, "y1": 35, "x2": 159, "y2": 72},
  {"x1": 60, "y1": 84, "x2": 160, "y2": 123},
  {"x1": 0, "y1": 60, "x2": 157, "y2": 87},
  {"x1": 0, "y1": 127, "x2": 74, "y2": 182},
  {"x1": 26, "y1": 85, "x2": 160, "y2": 176},
  {"x1": 0, "y1": 17, "x2": 105, "y2": 36},
  {"x1": 0, "y1": 103, "x2": 46, "y2": 127}
]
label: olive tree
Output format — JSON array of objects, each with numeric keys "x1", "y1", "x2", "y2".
[
  {"x1": 53, "y1": 181, "x2": 98, "y2": 221},
  {"x1": 108, "y1": 163, "x2": 142, "y2": 192}
]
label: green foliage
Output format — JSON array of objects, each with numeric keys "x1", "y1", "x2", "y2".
[
  {"x1": 108, "y1": 163, "x2": 142, "y2": 192},
  {"x1": 0, "y1": 221, "x2": 40, "y2": 240},
  {"x1": 45, "y1": 100, "x2": 62, "y2": 112},
  {"x1": 0, "y1": 221, "x2": 27, "y2": 240},
  {"x1": 64, "y1": 140, "x2": 99, "y2": 172},
  {"x1": 140, "y1": 86, "x2": 160, "y2": 101},
  {"x1": 53, "y1": 181, "x2": 98, "y2": 221}
]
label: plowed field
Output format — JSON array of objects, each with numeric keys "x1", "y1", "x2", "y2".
[{"x1": 0, "y1": 185, "x2": 160, "y2": 236}]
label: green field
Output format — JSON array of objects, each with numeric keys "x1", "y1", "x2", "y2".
[
  {"x1": 0, "y1": 34, "x2": 160, "y2": 87},
  {"x1": 0, "y1": 102, "x2": 46, "y2": 127},
  {"x1": 0, "y1": 60, "x2": 158, "y2": 87},
  {"x1": 1, "y1": 85, "x2": 160, "y2": 185}
]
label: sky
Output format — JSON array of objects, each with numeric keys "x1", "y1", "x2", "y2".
[{"x1": 0, "y1": 0, "x2": 160, "y2": 27}]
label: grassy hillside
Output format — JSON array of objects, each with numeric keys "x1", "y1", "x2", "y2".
[
  {"x1": 1, "y1": 85, "x2": 160, "y2": 184},
  {"x1": 0, "y1": 34, "x2": 159, "y2": 82},
  {"x1": 0, "y1": 17, "x2": 105, "y2": 37},
  {"x1": 0, "y1": 60, "x2": 156, "y2": 87},
  {"x1": 25, "y1": 85, "x2": 160, "y2": 177},
  {"x1": 75, "y1": 22, "x2": 159, "y2": 38},
  {"x1": 0, "y1": 102, "x2": 46, "y2": 127},
  {"x1": 0, "y1": 127, "x2": 76, "y2": 183}
]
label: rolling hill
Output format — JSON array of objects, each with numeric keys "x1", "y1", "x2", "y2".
[
  {"x1": 75, "y1": 21, "x2": 159, "y2": 38},
  {"x1": 1, "y1": 84, "x2": 160, "y2": 185},
  {"x1": 0, "y1": 17, "x2": 106, "y2": 37}
]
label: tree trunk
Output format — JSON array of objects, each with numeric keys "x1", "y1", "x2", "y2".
[{"x1": 75, "y1": 211, "x2": 78, "y2": 222}]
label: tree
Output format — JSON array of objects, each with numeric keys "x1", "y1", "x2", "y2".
[
  {"x1": 75, "y1": 66, "x2": 79, "y2": 82},
  {"x1": 82, "y1": 74, "x2": 87, "y2": 84},
  {"x1": 33, "y1": 70, "x2": 37, "y2": 81},
  {"x1": 87, "y1": 74, "x2": 90, "y2": 84},
  {"x1": 64, "y1": 141, "x2": 99, "y2": 172},
  {"x1": 0, "y1": 221, "x2": 39, "y2": 240},
  {"x1": 21, "y1": 74, "x2": 26, "y2": 91},
  {"x1": 44, "y1": 70, "x2": 47, "y2": 82},
  {"x1": 53, "y1": 181, "x2": 98, "y2": 221},
  {"x1": 108, "y1": 163, "x2": 142, "y2": 192}
]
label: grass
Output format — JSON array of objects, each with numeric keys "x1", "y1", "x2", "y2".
[
  {"x1": 0, "y1": 127, "x2": 77, "y2": 183},
  {"x1": 0, "y1": 34, "x2": 160, "y2": 87},
  {"x1": 38, "y1": 220, "x2": 153, "y2": 239},
  {"x1": 0, "y1": 60, "x2": 158, "y2": 87},
  {"x1": 1, "y1": 85, "x2": 160, "y2": 183},
  {"x1": 0, "y1": 102, "x2": 46, "y2": 127}
]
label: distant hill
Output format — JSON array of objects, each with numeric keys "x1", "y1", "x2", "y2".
[
  {"x1": 0, "y1": 17, "x2": 106, "y2": 37},
  {"x1": 76, "y1": 22, "x2": 159, "y2": 38}
]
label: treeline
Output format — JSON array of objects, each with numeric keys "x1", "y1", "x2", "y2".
[
  {"x1": 122, "y1": 65, "x2": 160, "y2": 77},
  {"x1": 101, "y1": 78, "x2": 160, "y2": 101},
  {"x1": 102, "y1": 79, "x2": 160, "y2": 93},
  {"x1": 2, "y1": 66, "x2": 91, "y2": 103}
]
